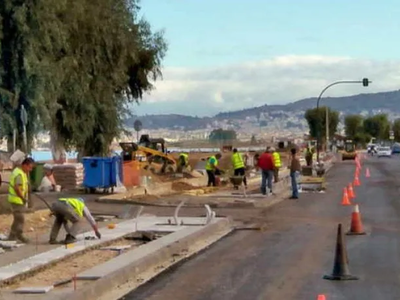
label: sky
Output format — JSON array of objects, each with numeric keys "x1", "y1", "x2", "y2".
[{"x1": 134, "y1": 0, "x2": 400, "y2": 117}]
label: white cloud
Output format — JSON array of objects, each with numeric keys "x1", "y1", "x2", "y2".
[{"x1": 140, "y1": 55, "x2": 400, "y2": 116}]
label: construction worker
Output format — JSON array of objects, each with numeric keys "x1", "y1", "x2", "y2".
[
  {"x1": 271, "y1": 147, "x2": 281, "y2": 183},
  {"x1": 232, "y1": 148, "x2": 247, "y2": 189},
  {"x1": 49, "y1": 197, "x2": 101, "y2": 244},
  {"x1": 205, "y1": 153, "x2": 222, "y2": 187},
  {"x1": 178, "y1": 152, "x2": 189, "y2": 173},
  {"x1": 8, "y1": 157, "x2": 35, "y2": 243}
]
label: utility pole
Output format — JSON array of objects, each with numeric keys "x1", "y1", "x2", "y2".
[{"x1": 326, "y1": 106, "x2": 329, "y2": 152}]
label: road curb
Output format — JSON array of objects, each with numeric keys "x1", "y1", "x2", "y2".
[{"x1": 53, "y1": 218, "x2": 233, "y2": 300}]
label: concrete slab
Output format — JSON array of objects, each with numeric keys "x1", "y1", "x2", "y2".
[
  {"x1": 76, "y1": 218, "x2": 229, "y2": 281},
  {"x1": 13, "y1": 286, "x2": 53, "y2": 294},
  {"x1": 0, "y1": 217, "x2": 188, "y2": 284}
]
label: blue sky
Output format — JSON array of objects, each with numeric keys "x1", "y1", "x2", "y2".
[{"x1": 135, "y1": 0, "x2": 400, "y2": 116}]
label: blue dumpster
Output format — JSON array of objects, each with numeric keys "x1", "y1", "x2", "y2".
[{"x1": 83, "y1": 156, "x2": 122, "y2": 193}]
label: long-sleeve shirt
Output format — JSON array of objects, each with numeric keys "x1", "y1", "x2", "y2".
[{"x1": 83, "y1": 206, "x2": 97, "y2": 228}]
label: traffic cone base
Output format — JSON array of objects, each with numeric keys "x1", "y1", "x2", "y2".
[{"x1": 323, "y1": 224, "x2": 359, "y2": 281}]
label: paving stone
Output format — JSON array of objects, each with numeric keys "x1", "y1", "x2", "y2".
[
  {"x1": 0, "y1": 234, "x2": 8, "y2": 240},
  {"x1": 0, "y1": 217, "x2": 170, "y2": 282},
  {"x1": 0, "y1": 248, "x2": 5, "y2": 254},
  {"x1": 13, "y1": 286, "x2": 53, "y2": 294},
  {"x1": 77, "y1": 221, "x2": 220, "y2": 280}
]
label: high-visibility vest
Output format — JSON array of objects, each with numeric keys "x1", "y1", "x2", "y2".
[
  {"x1": 8, "y1": 167, "x2": 28, "y2": 205},
  {"x1": 59, "y1": 198, "x2": 85, "y2": 217},
  {"x1": 272, "y1": 152, "x2": 282, "y2": 168},
  {"x1": 205, "y1": 156, "x2": 218, "y2": 171},
  {"x1": 232, "y1": 152, "x2": 244, "y2": 169},
  {"x1": 180, "y1": 153, "x2": 189, "y2": 165}
]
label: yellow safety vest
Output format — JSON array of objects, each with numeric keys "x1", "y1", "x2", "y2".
[
  {"x1": 205, "y1": 156, "x2": 218, "y2": 171},
  {"x1": 8, "y1": 167, "x2": 28, "y2": 205},
  {"x1": 180, "y1": 153, "x2": 189, "y2": 165},
  {"x1": 232, "y1": 152, "x2": 244, "y2": 169},
  {"x1": 272, "y1": 152, "x2": 282, "y2": 168},
  {"x1": 59, "y1": 198, "x2": 85, "y2": 217}
]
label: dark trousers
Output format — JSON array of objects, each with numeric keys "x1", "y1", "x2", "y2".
[
  {"x1": 274, "y1": 168, "x2": 279, "y2": 183},
  {"x1": 206, "y1": 170, "x2": 216, "y2": 186},
  {"x1": 234, "y1": 167, "x2": 247, "y2": 186},
  {"x1": 49, "y1": 201, "x2": 80, "y2": 241}
]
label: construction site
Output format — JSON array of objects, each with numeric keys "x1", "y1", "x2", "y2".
[{"x1": 0, "y1": 133, "x2": 335, "y2": 300}]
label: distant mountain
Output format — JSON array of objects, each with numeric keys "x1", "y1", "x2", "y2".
[{"x1": 125, "y1": 90, "x2": 400, "y2": 130}]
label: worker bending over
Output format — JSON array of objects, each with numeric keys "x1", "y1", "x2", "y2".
[
  {"x1": 8, "y1": 157, "x2": 35, "y2": 243},
  {"x1": 205, "y1": 153, "x2": 222, "y2": 186},
  {"x1": 271, "y1": 147, "x2": 282, "y2": 183},
  {"x1": 49, "y1": 197, "x2": 101, "y2": 244},
  {"x1": 232, "y1": 148, "x2": 247, "y2": 189}
]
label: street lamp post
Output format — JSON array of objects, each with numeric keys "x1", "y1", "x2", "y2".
[{"x1": 316, "y1": 78, "x2": 371, "y2": 163}]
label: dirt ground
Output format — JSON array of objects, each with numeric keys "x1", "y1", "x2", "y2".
[
  {"x1": 0, "y1": 208, "x2": 53, "y2": 238},
  {"x1": 5, "y1": 239, "x2": 140, "y2": 289}
]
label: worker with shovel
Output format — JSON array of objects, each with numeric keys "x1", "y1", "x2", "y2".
[{"x1": 49, "y1": 197, "x2": 101, "y2": 244}]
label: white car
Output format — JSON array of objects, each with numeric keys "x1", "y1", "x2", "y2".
[{"x1": 377, "y1": 146, "x2": 392, "y2": 157}]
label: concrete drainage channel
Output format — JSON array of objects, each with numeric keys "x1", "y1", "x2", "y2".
[{"x1": 0, "y1": 207, "x2": 232, "y2": 300}]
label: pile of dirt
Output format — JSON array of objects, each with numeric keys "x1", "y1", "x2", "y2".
[{"x1": 171, "y1": 182, "x2": 198, "y2": 192}]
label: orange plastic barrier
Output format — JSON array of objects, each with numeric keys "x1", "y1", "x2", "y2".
[{"x1": 123, "y1": 161, "x2": 140, "y2": 187}]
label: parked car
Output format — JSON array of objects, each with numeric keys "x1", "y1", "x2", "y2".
[
  {"x1": 377, "y1": 146, "x2": 392, "y2": 157},
  {"x1": 392, "y1": 143, "x2": 400, "y2": 154}
]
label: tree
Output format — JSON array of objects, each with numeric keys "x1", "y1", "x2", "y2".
[
  {"x1": 209, "y1": 129, "x2": 237, "y2": 144},
  {"x1": 344, "y1": 115, "x2": 364, "y2": 139},
  {"x1": 364, "y1": 114, "x2": 390, "y2": 141},
  {"x1": 0, "y1": 0, "x2": 167, "y2": 157},
  {"x1": 392, "y1": 119, "x2": 400, "y2": 142},
  {"x1": 304, "y1": 107, "x2": 340, "y2": 141}
]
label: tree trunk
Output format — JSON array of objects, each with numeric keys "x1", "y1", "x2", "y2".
[{"x1": 50, "y1": 130, "x2": 67, "y2": 164}]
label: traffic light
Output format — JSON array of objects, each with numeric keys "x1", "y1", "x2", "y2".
[{"x1": 362, "y1": 78, "x2": 369, "y2": 87}]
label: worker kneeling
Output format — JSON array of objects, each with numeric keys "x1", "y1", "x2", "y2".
[{"x1": 49, "y1": 197, "x2": 101, "y2": 244}]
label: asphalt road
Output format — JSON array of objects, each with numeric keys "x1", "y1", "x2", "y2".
[{"x1": 122, "y1": 155, "x2": 400, "y2": 300}]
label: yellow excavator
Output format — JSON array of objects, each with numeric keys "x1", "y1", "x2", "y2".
[
  {"x1": 120, "y1": 135, "x2": 177, "y2": 174},
  {"x1": 342, "y1": 139, "x2": 357, "y2": 160}
]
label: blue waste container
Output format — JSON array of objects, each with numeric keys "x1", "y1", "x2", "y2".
[
  {"x1": 110, "y1": 155, "x2": 123, "y2": 186},
  {"x1": 83, "y1": 157, "x2": 115, "y2": 193}
]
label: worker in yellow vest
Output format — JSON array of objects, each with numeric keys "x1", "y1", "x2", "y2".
[
  {"x1": 178, "y1": 152, "x2": 189, "y2": 173},
  {"x1": 8, "y1": 157, "x2": 35, "y2": 243},
  {"x1": 232, "y1": 148, "x2": 247, "y2": 189},
  {"x1": 49, "y1": 197, "x2": 101, "y2": 244},
  {"x1": 205, "y1": 153, "x2": 222, "y2": 186},
  {"x1": 271, "y1": 147, "x2": 282, "y2": 183}
]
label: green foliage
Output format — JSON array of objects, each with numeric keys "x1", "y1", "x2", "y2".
[
  {"x1": 363, "y1": 114, "x2": 390, "y2": 141},
  {"x1": 392, "y1": 119, "x2": 400, "y2": 142},
  {"x1": 209, "y1": 129, "x2": 237, "y2": 143},
  {"x1": 304, "y1": 106, "x2": 339, "y2": 140},
  {"x1": 344, "y1": 115, "x2": 364, "y2": 140},
  {"x1": 0, "y1": 0, "x2": 167, "y2": 155}
]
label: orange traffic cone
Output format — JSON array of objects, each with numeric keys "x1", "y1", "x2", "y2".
[
  {"x1": 346, "y1": 204, "x2": 366, "y2": 235},
  {"x1": 365, "y1": 168, "x2": 370, "y2": 178},
  {"x1": 355, "y1": 167, "x2": 360, "y2": 177},
  {"x1": 341, "y1": 187, "x2": 351, "y2": 206},
  {"x1": 317, "y1": 295, "x2": 326, "y2": 300},
  {"x1": 353, "y1": 175, "x2": 360, "y2": 187},
  {"x1": 348, "y1": 183, "x2": 355, "y2": 199}
]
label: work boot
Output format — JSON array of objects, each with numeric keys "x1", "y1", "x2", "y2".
[{"x1": 64, "y1": 234, "x2": 77, "y2": 244}]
